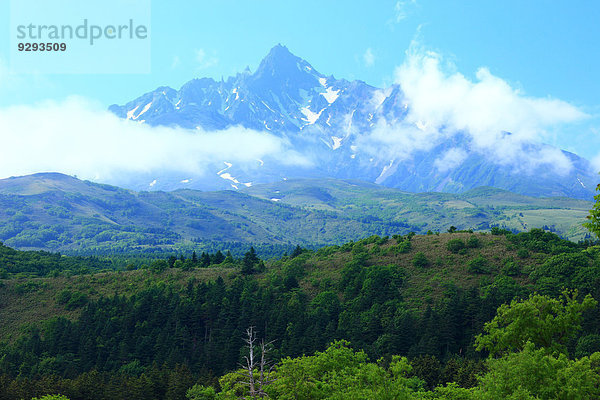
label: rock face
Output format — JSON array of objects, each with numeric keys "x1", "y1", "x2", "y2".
[{"x1": 109, "y1": 44, "x2": 596, "y2": 199}]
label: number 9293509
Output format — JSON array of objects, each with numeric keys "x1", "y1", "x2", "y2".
[{"x1": 18, "y1": 42, "x2": 67, "y2": 51}]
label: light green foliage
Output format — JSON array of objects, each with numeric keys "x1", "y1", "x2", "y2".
[
  {"x1": 31, "y1": 395, "x2": 70, "y2": 400},
  {"x1": 264, "y1": 340, "x2": 424, "y2": 400},
  {"x1": 584, "y1": 183, "x2": 600, "y2": 239},
  {"x1": 186, "y1": 384, "x2": 217, "y2": 400},
  {"x1": 427, "y1": 383, "x2": 476, "y2": 399},
  {"x1": 475, "y1": 291, "x2": 597, "y2": 356},
  {"x1": 215, "y1": 370, "x2": 248, "y2": 399},
  {"x1": 475, "y1": 342, "x2": 600, "y2": 399}
]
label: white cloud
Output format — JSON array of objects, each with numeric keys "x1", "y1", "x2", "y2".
[
  {"x1": 359, "y1": 44, "x2": 588, "y2": 174},
  {"x1": 591, "y1": 153, "x2": 600, "y2": 174},
  {"x1": 355, "y1": 118, "x2": 436, "y2": 161},
  {"x1": 195, "y1": 49, "x2": 218, "y2": 70},
  {"x1": 434, "y1": 148, "x2": 468, "y2": 172},
  {"x1": 0, "y1": 96, "x2": 309, "y2": 182},
  {"x1": 363, "y1": 48, "x2": 375, "y2": 67},
  {"x1": 394, "y1": 0, "x2": 416, "y2": 22}
]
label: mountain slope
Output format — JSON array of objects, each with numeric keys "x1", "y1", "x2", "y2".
[{"x1": 109, "y1": 45, "x2": 597, "y2": 199}]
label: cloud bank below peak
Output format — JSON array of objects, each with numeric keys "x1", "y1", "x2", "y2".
[{"x1": 0, "y1": 97, "x2": 310, "y2": 183}]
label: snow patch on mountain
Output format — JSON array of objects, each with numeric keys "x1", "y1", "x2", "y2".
[
  {"x1": 126, "y1": 105, "x2": 139, "y2": 120},
  {"x1": 332, "y1": 136, "x2": 343, "y2": 150},
  {"x1": 219, "y1": 173, "x2": 252, "y2": 188},
  {"x1": 261, "y1": 101, "x2": 276, "y2": 114},
  {"x1": 138, "y1": 102, "x2": 153, "y2": 118},
  {"x1": 321, "y1": 87, "x2": 340, "y2": 104},
  {"x1": 375, "y1": 160, "x2": 396, "y2": 184},
  {"x1": 217, "y1": 162, "x2": 233, "y2": 175},
  {"x1": 300, "y1": 106, "x2": 322, "y2": 125}
]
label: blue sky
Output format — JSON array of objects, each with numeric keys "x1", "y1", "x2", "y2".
[
  {"x1": 0, "y1": 0, "x2": 599, "y2": 174},
  {"x1": 2, "y1": 1, "x2": 599, "y2": 105}
]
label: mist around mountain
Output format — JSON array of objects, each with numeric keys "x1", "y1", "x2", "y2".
[{"x1": 109, "y1": 44, "x2": 597, "y2": 199}]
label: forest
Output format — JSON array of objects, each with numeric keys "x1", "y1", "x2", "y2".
[{"x1": 1, "y1": 226, "x2": 600, "y2": 399}]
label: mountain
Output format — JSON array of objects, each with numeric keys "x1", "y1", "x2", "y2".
[
  {"x1": 109, "y1": 45, "x2": 597, "y2": 199},
  {"x1": 0, "y1": 173, "x2": 592, "y2": 254}
]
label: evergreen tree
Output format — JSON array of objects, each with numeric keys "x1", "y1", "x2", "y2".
[
  {"x1": 199, "y1": 252, "x2": 211, "y2": 268},
  {"x1": 291, "y1": 245, "x2": 303, "y2": 258},
  {"x1": 242, "y1": 247, "x2": 259, "y2": 275},
  {"x1": 212, "y1": 251, "x2": 225, "y2": 265}
]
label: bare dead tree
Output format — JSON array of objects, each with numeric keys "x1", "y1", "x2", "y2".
[{"x1": 238, "y1": 326, "x2": 276, "y2": 399}]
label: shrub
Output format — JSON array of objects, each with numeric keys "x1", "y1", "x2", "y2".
[
  {"x1": 466, "y1": 236, "x2": 480, "y2": 249},
  {"x1": 351, "y1": 243, "x2": 367, "y2": 255},
  {"x1": 56, "y1": 289, "x2": 88, "y2": 310},
  {"x1": 502, "y1": 260, "x2": 521, "y2": 276},
  {"x1": 517, "y1": 248, "x2": 530, "y2": 258},
  {"x1": 377, "y1": 236, "x2": 389, "y2": 245},
  {"x1": 447, "y1": 239, "x2": 465, "y2": 253},
  {"x1": 56, "y1": 289, "x2": 72, "y2": 304},
  {"x1": 467, "y1": 256, "x2": 489, "y2": 274},
  {"x1": 66, "y1": 291, "x2": 88, "y2": 310},
  {"x1": 491, "y1": 227, "x2": 511, "y2": 235},
  {"x1": 413, "y1": 252, "x2": 429, "y2": 268},
  {"x1": 395, "y1": 240, "x2": 412, "y2": 254}
]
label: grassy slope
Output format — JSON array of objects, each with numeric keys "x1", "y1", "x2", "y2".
[
  {"x1": 0, "y1": 232, "x2": 542, "y2": 341},
  {"x1": 0, "y1": 267, "x2": 233, "y2": 341}
]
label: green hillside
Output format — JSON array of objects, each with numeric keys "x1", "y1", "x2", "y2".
[
  {"x1": 0, "y1": 174, "x2": 593, "y2": 257},
  {"x1": 1, "y1": 229, "x2": 600, "y2": 399},
  {"x1": 244, "y1": 178, "x2": 593, "y2": 240},
  {"x1": 0, "y1": 229, "x2": 593, "y2": 344}
]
